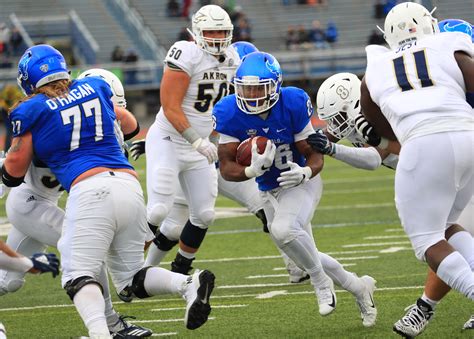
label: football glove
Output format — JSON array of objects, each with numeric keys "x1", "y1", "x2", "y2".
[
  {"x1": 130, "y1": 139, "x2": 146, "y2": 161},
  {"x1": 192, "y1": 138, "x2": 218, "y2": 164},
  {"x1": 277, "y1": 161, "x2": 312, "y2": 189},
  {"x1": 245, "y1": 140, "x2": 276, "y2": 178},
  {"x1": 307, "y1": 130, "x2": 335, "y2": 155},
  {"x1": 30, "y1": 253, "x2": 60, "y2": 278}
]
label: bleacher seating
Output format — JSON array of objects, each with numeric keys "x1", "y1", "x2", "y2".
[{"x1": 0, "y1": 0, "x2": 139, "y2": 63}]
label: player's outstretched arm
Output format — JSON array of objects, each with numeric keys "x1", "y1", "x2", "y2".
[{"x1": 115, "y1": 106, "x2": 139, "y2": 140}]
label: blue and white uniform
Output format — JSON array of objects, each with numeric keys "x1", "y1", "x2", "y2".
[{"x1": 9, "y1": 77, "x2": 148, "y2": 291}]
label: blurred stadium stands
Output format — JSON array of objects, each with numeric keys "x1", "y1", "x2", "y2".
[{"x1": 0, "y1": 0, "x2": 472, "y2": 117}]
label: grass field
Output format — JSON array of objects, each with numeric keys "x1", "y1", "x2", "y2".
[{"x1": 0, "y1": 155, "x2": 472, "y2": 338}]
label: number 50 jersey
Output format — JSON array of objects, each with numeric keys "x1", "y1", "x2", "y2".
[
  {"x1": 365, "y1": 32, "x2": 473, "y2": 145},
  {"x1": 155, "y1": 41, "x2": 240, "y2": 142}
]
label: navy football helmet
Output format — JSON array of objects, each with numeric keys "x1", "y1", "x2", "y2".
[
  {"x1": 17, "y1": 44, "x2": 70, "y2": 95},
  {"x1": 231, "y1": 41, "x2": 258, "y2": 60},
  {"x1": 234, "y1": 52, "x2": 282, "y2": 115},
  {"x1": 438, "y1": 19, "x2": 473, "y2": 42}
]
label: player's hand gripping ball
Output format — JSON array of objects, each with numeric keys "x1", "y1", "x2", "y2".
[{"x1": 236, "y1": 136, "x2": 269, "y2": 166}]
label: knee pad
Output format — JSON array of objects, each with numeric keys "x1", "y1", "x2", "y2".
[
  {"x1": 147, "y1": 203, "x2": 170, "y2": 226},
  {"x1": 130, "y1": 266, "x2": 152, "y2": 299},
  {"x1": 64, "y1": 276, "x2": 103, "y2": 301},
  {"x1": 180, "y1": 220, "x2": 208, "y2": 249},
  {"x1": 0, "y1": 278, "x2": 25, "y2": 296},
  {"x1": 193, "y1": 208, "x2": 215, "y2": 227},
  {"x1": 270, "y1": 221, "x2": 296, "y2": 246},
  {"x1": 153, "y1": 232, "x2": 179, "y2": 251}
]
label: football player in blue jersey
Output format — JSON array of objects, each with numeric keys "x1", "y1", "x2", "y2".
[
  {"x1": 0, "y1": 68, "x2": 154, "y2": 337},
  {"x1": 213, "y1": 52, "x2": 379, "y2": 325},
  {"x1": 4, "y1": 44, "x2": 215, "y2": 337},
  {"x1": 230, "y1": 41, "x2": 258, "y2": 60}
]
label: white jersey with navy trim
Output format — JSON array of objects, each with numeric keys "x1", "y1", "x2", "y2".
[
  {"x1": 365, "y1": 32, "x2": 474, "y2": 144},
  {"x1": 155, "y1": 41, "x2": 240, "y2": 142}
]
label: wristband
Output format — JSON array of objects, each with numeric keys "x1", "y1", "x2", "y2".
[
  {"x1": 378, "y1": 138, "x2": 389, "y2": 150},
  {"x1": 182, "y1": 127, "x2": 201, "y2": 145},
  {"x1": 244, "y1": 166, "x2": 257, "y2": 178}
]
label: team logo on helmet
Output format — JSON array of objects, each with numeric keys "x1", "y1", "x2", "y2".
[
  {"x1": 193, "y1": 12, "x2": 207, "y2": 24},
  {"x1": 18, "y1": 50, "x2": 33, "y2": 80},
  {"x1": 40, "y1": 64, "x2": 49, "y2": 72}
]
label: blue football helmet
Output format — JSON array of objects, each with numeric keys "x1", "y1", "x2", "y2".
[
  {"x1": 231, "y1": 41, "x2": 259, "y2": 60},
  {"x1": 234, "y1": 52, "x2": 282, "y2": 115},
  {"x1": 17, "y1": 44, "x2": 70, "y2": 95},
  {"x1": 438, "y1": 19, "x2": 473, "y2": 41}
]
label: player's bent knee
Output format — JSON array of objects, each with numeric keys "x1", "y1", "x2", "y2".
[
  {"x1": 147, "y1": 204, "x2": 170, "y2": 227},
  {"x1": 130, "y1": 266, "x2": 152, "y2": 299},
  {"x1": 270, "y1": 223, "x2": 295, "y2": 246},
  {"x1": 0, "y1": 278, "x2": 25, "y2": 295},
  {"x1": 64, "y1": 276, "x2": 103, "y2": 301},
  {"x1": 195, "y1": 209, "x2": 215, "y2": 227},
  {"x1": 153, "y1": 232, "x2": 178, "y2": 251}
]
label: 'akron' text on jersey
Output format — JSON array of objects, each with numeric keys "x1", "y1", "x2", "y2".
[{"x1": 202, "y1": 72, "x2": 228, "y2": 81}]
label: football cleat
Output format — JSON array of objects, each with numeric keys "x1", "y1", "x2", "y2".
[
  {"x1": 355, "y1": 275, "x2": 377, "y2": 327},
  {"x1": 393, "y1": 298, "x2": 434, "y2": 338},
  {"x1": 288, "y1": 267, "x2": 310, "y2": 284},
  {"x1": 109, "y1": 315, "x2": 152, "y2": 338},
  {"x1": 182, "y1": 269, "x2": 215, "y2": 330},
  {"x1": 315, "y1": 279, "x2": 337, "y2": 316},
  {"x1": 463, "y1": 315, "x2": 474, "y2": 330},
  {"x1": 0, "y1": 322, "x2": 5, "y2": 338},
  {"x1": 171, "y1": 252, "x2": 195, "y2": 275}
]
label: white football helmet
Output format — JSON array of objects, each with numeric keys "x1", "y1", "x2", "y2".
[
  {"x1": 189, "y1": 5, "x2": 233, "y2": 55},
  {"x1": 383, "y1": 2, "x2": 438, "y2": 50},
  {"x1": 77, "y1": 68, "x2": 126, "y2": 108},
  {"x1": 316, "y1": 73, "x2": 361, "y2": 140}
]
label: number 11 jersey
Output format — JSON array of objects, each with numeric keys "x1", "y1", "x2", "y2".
[
  {"x1": 365, "y1": 32, "x2": 473, "y2": 144},
  {"x1": 155, "y1": 40, "x2": 240, "y2": 142}
]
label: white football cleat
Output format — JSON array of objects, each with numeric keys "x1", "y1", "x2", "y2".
[
  {"x1": 0, "y1": 322, "x2": 6, "y2": 339},
  {"x1": 315, "y1": 279, "x2": 336, "y2": 316},
  {"x1": 182, "y1": 269, "x2": 215, "y2": 330},
  {"x1": 393, "y1": 298, "x2": 434, "y2": 337},
  {"x1": 463, "y1": 315, "x2": 474, "y2": 330},
  {"x1": 355, "y1": 275, "x2": 377, "y2": 327}
]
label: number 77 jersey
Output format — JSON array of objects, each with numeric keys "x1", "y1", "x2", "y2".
[
  {"x1": 9, "y1": 77, "x2": 131, "y2": 192},
  {"x1": 154, "y1": 40, "x2": 240, "y2": 140},
  {"x1": 365, "y1": 32, "x2": 473, "y2": 144}
]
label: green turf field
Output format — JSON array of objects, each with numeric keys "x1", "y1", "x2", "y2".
[{"x1": 0, "y1": 156, "x2": 472, "y2": 338}]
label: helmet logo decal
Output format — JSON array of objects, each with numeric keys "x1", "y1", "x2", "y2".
[
  {"x1": 40, "y1": 64, "x2": 49, "y2": 72},
  {"x1": 193, "y1": 12, "x2": 207, "y2": 24},
  {"x1": 18, "y1": 50, "x2": 32, "y2": 80},
  {"x1": 335, "y1": 85, "x2": 349, "y2": 99}
]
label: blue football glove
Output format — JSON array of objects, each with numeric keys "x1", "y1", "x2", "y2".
[
  {"x1": 30, "y1": 253, "x2": 60, "y2": 278},
  {"x1": 130, "y1": 139, "x2": 146, "y2": 161},
  {"x1": 307, "y1": 130, "x2": 335, "y2": 155}
]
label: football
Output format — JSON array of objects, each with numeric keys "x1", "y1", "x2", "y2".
[{"x1": 236, "y1": 136, "x2": 270, "y2": 166}]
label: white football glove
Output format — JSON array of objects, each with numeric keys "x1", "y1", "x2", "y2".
[
  {"x1": 277, "y1": 161, "x2": 312, "y2": 189},
  {"x1": 245, "y1": 140, "x2": 276, "y2": 178},
  {"x1": 192, "y1": 138, "x2": 218, "y2": 164}
]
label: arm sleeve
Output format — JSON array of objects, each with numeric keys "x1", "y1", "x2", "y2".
[
  {"x1": 0, "y1": 251, "x2": 33, "y2": 272},
  {"x1": 332, "y1": 144, "x2": 382, "y2": 170},
  {"x1": 219, "y1": 133, "x2": 240, "y2": 144},
  {"x1": 294, "y1": 121, "x2": 315, "y2": 142}
]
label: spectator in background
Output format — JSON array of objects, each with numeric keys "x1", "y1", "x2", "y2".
[
  {"x1": 234, "y1": 17, "x2": 252, "y2": 42},
  {"x1": 9, "y1": 27, "x2": 23, "y2": 56},
  {"x1": 367, "y1": 29, "x2": 385, "y2": 45},
  {"x1": 177, "y1": 27, "x2": 192, "y2": 41},
  {"x1": 167, "y1": 0, "x2": 181, "y2": 17},
  {"x1": 309, "y1": 20, "x2": 327, "y2": 49},
  {"x1": 374, "y1": 0, "x2": 384, "y2": 19},
  {"x1": 297, "y1": 24, "x2": 311, "y2": 49},
  {"x1": 286, "y1": 25, "x2": 300, "y2": 50},
  {"x1": 0, "y1": 23, "x2": 11, "y2": 56},
  {"x1": 230, "y1": 5, "x2": 244, "y2": 24},
  {"x1": 111, "y1": 45, "x2": 124, "y2": 62},
  {"x1": 325, "y1": 20, "x2": 338, "y2": 46},
  {"x1": 124, "y1": 48, "x2": 139, "y2": 85},
  {"x1": 182, "y1": 0, "x2": 192, "y2": 18}
]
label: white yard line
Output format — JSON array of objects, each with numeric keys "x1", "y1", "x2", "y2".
[
  {"x1": 364, "y1": 235, "x2": 408, "y2": 240},
  {"x1": 343, "y1": 241, "x2": 411, "y2": 248},
  {"x1": 134, "y1": 317, "x2": 216, "y2": 324}
]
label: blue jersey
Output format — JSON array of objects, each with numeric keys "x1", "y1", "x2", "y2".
[
  {"x1": 9, "y1": 77, "x2": 132, "y2": 191},
  {"x1": 213, "y1": 86, "x2": 313, "y2": 191}
]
